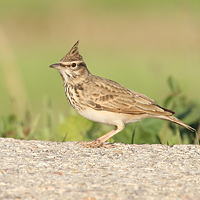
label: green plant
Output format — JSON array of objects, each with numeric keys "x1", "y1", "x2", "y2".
[{"x1": 131, "y1": 77, "x2": 200, "y2": 145}]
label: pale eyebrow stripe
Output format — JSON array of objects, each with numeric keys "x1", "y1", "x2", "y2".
[{"x1": 59, "y1": 61, "x2": 82, "y2": 65}]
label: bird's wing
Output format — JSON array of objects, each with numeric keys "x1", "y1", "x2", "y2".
[{"x1": 82, "y1": 76, "x2": 173, "y2": 116}]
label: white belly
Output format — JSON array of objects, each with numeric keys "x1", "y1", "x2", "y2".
[{"x1": 78, "y1": 107, "x2": 141, "y2": 126}]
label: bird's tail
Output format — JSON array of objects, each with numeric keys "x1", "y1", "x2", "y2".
[{"x1": 154, "y1": 115, "x2": 195, "y2": 132}]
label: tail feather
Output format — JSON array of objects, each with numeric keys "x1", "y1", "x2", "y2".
[{"x1": 155, "y1": 115, "x2": 195, "y2": 132}]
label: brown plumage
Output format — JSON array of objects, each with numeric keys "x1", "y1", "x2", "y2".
[{"x1": 50, "y1": 41, "x2": 195, "y2": 147}]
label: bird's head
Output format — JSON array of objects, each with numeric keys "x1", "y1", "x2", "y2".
[{"x1": 49, "y1": 41, "x2": 90, "y2": 84}]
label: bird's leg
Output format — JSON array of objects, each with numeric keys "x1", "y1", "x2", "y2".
[
  {"x1": 81, "y1": 123, "x2": 125, "y2": 148},
  {"x1": 96, "y1": 124, "x2": 124, "y2": 143}
]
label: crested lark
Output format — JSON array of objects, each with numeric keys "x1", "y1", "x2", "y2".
[{"x1": 50, "y1": 41, "x2": 195, "y2": 147}]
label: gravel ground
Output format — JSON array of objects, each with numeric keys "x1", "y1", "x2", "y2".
[{"x1": 0, "y1": 138, "x2": 200, "y2": 200}]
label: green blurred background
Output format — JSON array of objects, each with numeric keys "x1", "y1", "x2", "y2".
[{"x1": 0, "y1": 0, "x2": 200, "y2": 144}]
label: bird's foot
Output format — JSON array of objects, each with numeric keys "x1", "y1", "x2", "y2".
[{"x1": 77, "y1": 140, "x2": 115, "y2": 148}]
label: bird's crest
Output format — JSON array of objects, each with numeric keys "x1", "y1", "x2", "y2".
[{"x1": 60, "y1": 40, "x2": 83, "y2": 62}]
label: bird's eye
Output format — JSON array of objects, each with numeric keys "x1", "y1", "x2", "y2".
[{"x1": 71, "y1": 63, "x2": 76, "y2": 68}]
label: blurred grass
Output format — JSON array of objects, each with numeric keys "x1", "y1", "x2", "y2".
[{"x1": 0, "y1": 0, "x2": 200, "y2": 144}]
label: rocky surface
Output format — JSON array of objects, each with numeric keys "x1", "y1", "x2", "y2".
[{"x1": 0, "y1": 138, "x2": 200, "y2": 200}]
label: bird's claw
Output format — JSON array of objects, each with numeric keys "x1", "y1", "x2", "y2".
[{"x1": 77, "y1": 140, "x2": 115, "y2": 148}]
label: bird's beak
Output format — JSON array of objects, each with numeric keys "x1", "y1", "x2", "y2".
[{"x1": 49, "y1": 63, "x2": 61, "y2": 69}]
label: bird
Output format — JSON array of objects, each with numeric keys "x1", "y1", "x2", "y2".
[{"x1": 49, "y1": 41, "x2": 195, "y2": 148}]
